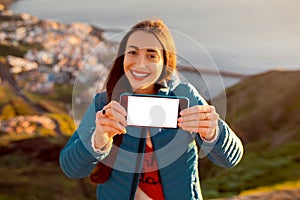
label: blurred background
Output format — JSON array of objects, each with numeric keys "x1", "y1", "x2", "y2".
[{"x1": 0, "y1": 0, "x2": 299, "y2": 199}]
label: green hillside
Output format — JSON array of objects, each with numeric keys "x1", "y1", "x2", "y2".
[
  {"x1": 200, "y1": 70, "x2": 300, "y2": 199},
  {"x1": 225, "y1": 70, "x2": 300, "y2": 143},
  {"x1": 0, "y1": 83, "x2": 97, "y2": 200}
]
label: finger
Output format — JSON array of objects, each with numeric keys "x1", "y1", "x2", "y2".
[
  {"x1": 102, "y1": 108, "x2": 127, "y2": 126},
  {"x1": 178, "y1": 112, "x2": 219, "y2": 123},
  {"x1": 99, "y1": 101, "x2": 127, "y2": 125},
  {"x1": 109, "y1": 100, "x2": 127, "y2": 116},
  {"x1": 178, "y1": 113, "x2": 211, "y2": 122},
  {"x1": 104, "y1": 101, "x2": 127, "y2": 123},
  {"x1": 102, "y1": 125, "x2": 126, "y2": 136},
  {"x1": 178, "y1": 120, "x2": 217, "y2": 129},
  {"x1": 180, "y1": 105, "x2": 215, "y2": 116},
  {"x1": 96, "y1": 117, "x2": 126, "y2": 133},
  {"x1": 100, "y1": 125, "x2": 125, "y2": 136},
  {"x1": 96, "y1": 110, "x2": 126, "y2": 126},
  {"x1": 96, "y1": 110, "x2": 107, "y2": 119},
  {"x1": 198, "y1": 127, "x2": 217, "y2": 139},
  {"x1": 179, "y1": 125, "x2": 215, "y2": 135}
]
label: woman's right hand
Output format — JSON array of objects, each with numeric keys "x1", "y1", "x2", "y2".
[{"x1": 94, "y1": 101, "x2": 127, "y2": 150}]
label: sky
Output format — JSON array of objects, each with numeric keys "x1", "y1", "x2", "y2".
[{"x1": 10, "y1": 0, "x2": 300, "y2": 74}]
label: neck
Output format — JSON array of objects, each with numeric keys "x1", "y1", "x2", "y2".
[
  {"x1": 134, "y1": 84, "x2": 161, "y2": 95},
  {"x1": 134, "y1": 86, "x2": 155, "y2": 94}
]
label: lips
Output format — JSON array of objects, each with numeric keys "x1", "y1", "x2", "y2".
[{"x1": 130, "y1": 70, "x2": 150, "y2": 79}]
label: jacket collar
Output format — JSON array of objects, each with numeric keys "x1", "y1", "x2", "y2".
[{"x1": 157, "y1": 72, "x2": 181, "y2": 95}]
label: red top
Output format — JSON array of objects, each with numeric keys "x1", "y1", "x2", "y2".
[{"x1": 138, "y1": 145, "x2": 165, "y2": 200}]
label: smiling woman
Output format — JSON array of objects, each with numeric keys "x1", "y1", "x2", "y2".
[
  {"x1": 106, "y1": 19, "x2": 177, "y2": 102},
  {"x1": 59, "y1": 18, "x2": 244, "y2": 200},
  {"x1": 123, "y1": 31, "x2": 164, "y2": 94}
]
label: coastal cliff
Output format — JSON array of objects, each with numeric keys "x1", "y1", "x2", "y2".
[
  {"x1": 226, "y1": 70, "x2": 300, "y2": 143},
  {"x1": 201, "y1": 70, "x2": 300, "y2": 199}
]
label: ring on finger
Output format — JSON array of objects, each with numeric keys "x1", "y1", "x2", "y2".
[
  {"x1": 102, "y1": 107, "x2": 109, "y2": 116},
  {"x1": 205, "y1": 113, "x2": 209, "y2": 120}
]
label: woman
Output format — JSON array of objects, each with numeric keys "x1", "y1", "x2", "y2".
[{"x1": 59, "y1": 19, "x2": 243, "y2": 200}]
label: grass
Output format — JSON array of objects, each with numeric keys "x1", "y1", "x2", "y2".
[
  {"x1": 198, "y1": 71, "x2": 300, "y2": 199},
  {"x1": 0, "y1": 84, "x2": 75, "y2": 142},
  {"x1": 24, "y1": 84, "x2": 73, "y2": 114},
  {"x1": 0, "y1": 140, "x2": 96, "y2": 200},
  {"x1": 0, "y1": 87, "x2": 39, "y2": 119},
  {"x1": 240, "y1": 180, "x2": 300, "y2": 196},
  {"x1": 0, "y1": 84, "x2": 17, "y2": 108},
  {"x1": 200, "y1": 141, "x2": 300, "y2": 199},
  {"x1": 0, "y1": 82, "x2": 91, "y2": 199},
  {"x1": 0, "y1": 134, "x2": 38, "y2": 146},
  {"x1": 0, "y1": 43, "x2": 25, "y2": 57},
  {"x1": 47, "y1": 113, "x2": 76, "y2": 136}
]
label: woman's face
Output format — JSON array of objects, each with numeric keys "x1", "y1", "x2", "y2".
[{"x1": 123, "y1": 30, "x2": 164, "y2": 94}]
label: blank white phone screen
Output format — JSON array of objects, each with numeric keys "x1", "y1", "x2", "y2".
[{"x1": 127, "y1": 96, "x2": 179, "y2": 128}]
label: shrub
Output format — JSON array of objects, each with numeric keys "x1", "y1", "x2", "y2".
[
  {"x1": 47, "y1": 113, "x2": 75, "y2": 136},
  {"x1": 11, "y1": 97, "x2": 37, "y2": 116},
  {"x1": 1, "y1": 104, "x2": 16, "y2": 119}
]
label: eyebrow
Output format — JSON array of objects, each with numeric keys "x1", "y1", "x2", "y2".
[{"x1": 128, "y1": 45, "x2": 160, "y2": 53}]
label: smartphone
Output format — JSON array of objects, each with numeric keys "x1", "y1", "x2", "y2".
[{"x1": 120, "y1": 93, "x2": 189, "y2": 128}]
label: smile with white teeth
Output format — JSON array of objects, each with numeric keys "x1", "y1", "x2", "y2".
[{"x1": 131, "y1": 70, "x2": 150, "y2": 78}]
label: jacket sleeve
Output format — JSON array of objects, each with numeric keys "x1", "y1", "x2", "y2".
[
  {"x1": 59, "y1": 93, "x2": 111, "y2": 178},
  {"x1": 195, "y1": 119, "x2": 244, "y2": 168},
  {"x1": 179, "y1": 83, "x2": 244, "y2": 168}
]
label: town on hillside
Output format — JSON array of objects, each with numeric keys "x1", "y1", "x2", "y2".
[
  {"x1": 1, "y1": 9, "x2": 116, "y2": 94},
  {"x1": 0, "y1": 9, "x2": 117, "y2": 138}
]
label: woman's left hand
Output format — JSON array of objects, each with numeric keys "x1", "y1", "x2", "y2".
[{"x1": 178, "y1": 105, "x2": 219, "y2": 141}]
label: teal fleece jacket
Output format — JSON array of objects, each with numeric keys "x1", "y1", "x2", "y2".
[{"x1": 59, "y1": 81, "x2": 243, "y2": 200}]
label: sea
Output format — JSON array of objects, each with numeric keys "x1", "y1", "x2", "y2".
[{"x1": 9, "y1": 0, "x2": 300, "y2": 103}]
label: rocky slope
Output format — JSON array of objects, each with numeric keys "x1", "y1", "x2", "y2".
[
  {"x1": 206, "y1": 70, "x2": 300, "y2": 199},
  {"x1": 216, "y1": 70, "x2": 300, "y2": 144}
]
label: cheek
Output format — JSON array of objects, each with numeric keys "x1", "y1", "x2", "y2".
[
  {"x1": 154, "y1": 63, "x2": 164, "y2": 77},
  {"x1": 123, "y1": 57, "x2": 130, "y2": 73}
]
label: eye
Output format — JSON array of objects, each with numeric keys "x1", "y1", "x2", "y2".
[
  {"x1": 147, "y1": 54, "x2": 159, "y2": 60},
  {"x1": 127, "y1": 50, "x2": 137, "y2": 55}
]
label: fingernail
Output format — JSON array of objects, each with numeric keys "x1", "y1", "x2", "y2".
[{"x1": 178, "y1": 117, "x2": 182, "y2": 122}]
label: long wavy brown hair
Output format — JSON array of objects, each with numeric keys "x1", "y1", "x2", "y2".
[{"x1": 106, "y1": 18, "x2": 177, "y2": 101}]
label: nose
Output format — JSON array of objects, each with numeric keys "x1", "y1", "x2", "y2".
[{"x1": 136, "y1": 53, "x2": 146, "y2": 68}]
